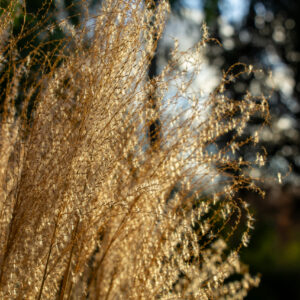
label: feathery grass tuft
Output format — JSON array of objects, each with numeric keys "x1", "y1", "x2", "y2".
[{"x1": 0, "y1": 1, "x2": 269, "y2": 298}]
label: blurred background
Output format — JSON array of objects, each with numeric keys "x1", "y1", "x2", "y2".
[{"x1": 2, "y1": 0, "x2": 299, "y2": 298}]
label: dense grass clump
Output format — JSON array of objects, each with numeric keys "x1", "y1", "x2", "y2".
[{"x1": 0, "y1": 0, "x2": 269, "y2": 298}]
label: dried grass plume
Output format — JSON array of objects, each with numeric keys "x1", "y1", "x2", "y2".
[{"x1": 0, "y1": 0, "x2": 269, "y2": 299}]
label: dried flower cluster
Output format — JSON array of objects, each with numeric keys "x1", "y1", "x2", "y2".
[{"x1": 0, "y1": 0, "x2": 269, "y2": 299}]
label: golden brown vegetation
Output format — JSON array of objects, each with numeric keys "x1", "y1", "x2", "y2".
[{"x1": 0, "y1": 0, "x2": 270, "y2": 298}]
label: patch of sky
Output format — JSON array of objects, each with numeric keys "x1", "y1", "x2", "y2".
[
  {"x1": 218, "y1": 0, "x2": 250, "y2": 24},
  {"x1": 262, "y1": 48, "x2": 297, "y2": 109},
  {"x1": 180, "y1": 0, "x2": 250, "y2": 24},
  {"x1": 205, "y1": 144, "x2": 218, "y2": 155},
  {"x1": 180, "y1": 0, "x2": 202, "y2": 10}
]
